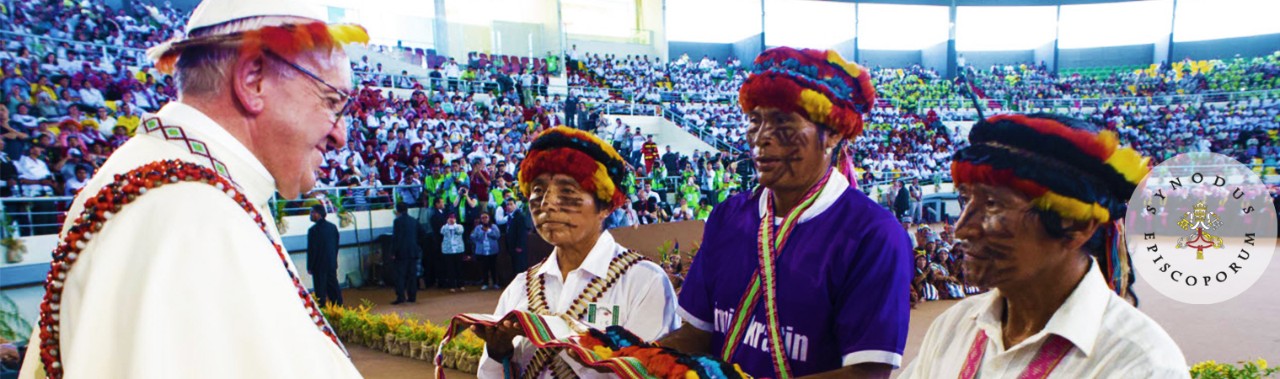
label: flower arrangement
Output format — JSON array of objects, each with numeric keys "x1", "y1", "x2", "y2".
[
  {"x1": 1191, "y1": 359, "x2": 1278, "y2": 379},
  {"x1": 320, "y1": 301, "x2": 483, "y2": 373}
]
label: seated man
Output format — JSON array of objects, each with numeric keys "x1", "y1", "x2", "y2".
[{"x1": 15, "y1": 144, "x2": 54, "y2": 197}]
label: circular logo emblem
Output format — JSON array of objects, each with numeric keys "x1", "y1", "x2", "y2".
[{"x1": 1125, "y1": 152, "x2": 1277, "y2": 304}]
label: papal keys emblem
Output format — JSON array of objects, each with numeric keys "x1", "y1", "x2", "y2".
[{"x1": 1175, "y1": 200, "x2": 1224, "y2": 260}]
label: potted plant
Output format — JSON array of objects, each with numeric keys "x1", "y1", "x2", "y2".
[
  {"x1": 328, "y1": 193, "x2": 355, "y2": 228},
  {"x1": 2, "y1": 216, "x2": 25, "y2": 264},
  {"x1": 272, "y1": 199, "x2": 288, "y2": 234}
]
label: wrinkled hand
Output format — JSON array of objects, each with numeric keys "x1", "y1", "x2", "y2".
[{"x1": 471, "y1": 320, "x2": 524, "y2": 358}]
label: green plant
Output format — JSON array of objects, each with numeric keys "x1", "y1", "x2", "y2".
[
  {"x1": 328, "y1": 193, "x2": 355, "y2": 228},
  {"x1": 1192, "y1": 359, "x2": 1279, "y2": 379},
  {"x1": 0, "y1": 293, "x2": 32, "y2": 342},
  {"x1": 271, "y1": 199, "x2": 288, "y2": 233},
  {"x1": 2, "y1": 212, "x2": 25, "y2": 264},
  {"x1": 321, "y1": 302, "x2": 484, "y2": 370},
  {"x1": 656, "y1": 240, "x2": 674, "y2": 262}
]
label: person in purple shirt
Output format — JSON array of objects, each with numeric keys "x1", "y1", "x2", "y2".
[{"x1": 659, "y1": 47, "x2": 913, "y2": 378}]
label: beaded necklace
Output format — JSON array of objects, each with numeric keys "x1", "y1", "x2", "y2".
[
  {"x1": 521, "y1": 250, "x2": 645, "y2": 378},
  {"x1": 35, "y1": 160, "x2": 345, "y2": 379}
]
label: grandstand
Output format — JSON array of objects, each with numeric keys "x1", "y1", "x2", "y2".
[
  {"x1": 0, "y1": 0, "x2": 1274, "y2": 246},
  {"x1": 0, "y1": 0, "x2": 1278, "y2": 377},
  {"x1": 0, "y1": 0, "x2": 1274, "y2": 262}
]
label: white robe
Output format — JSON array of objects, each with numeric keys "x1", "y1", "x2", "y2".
[{"x1": 19, "y1": 102, "x2": 362, "y2": 378}]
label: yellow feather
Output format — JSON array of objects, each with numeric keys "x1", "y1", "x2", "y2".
[
  {"x1": 825, "y1": 50, "x2": 861, "y2": 78},
  {"x1": 589, "y1": 161, "x2": 615, "y2": 202},
  {"x1": 1105, "y1": 147, "x2": 1151, "y2": 185},
  {"x1": 1034, "y1": 191, "x2": 1110, "y2": 223},
  {"x1": 327, "y1": 24, "x2": 370, "y2": 45},
  {"x1": 799, "y1": 89, "x2": 833, "y2": 126},
  {"x1": 1096, "y1": 130, "x2": 1120, "y2": 157}
]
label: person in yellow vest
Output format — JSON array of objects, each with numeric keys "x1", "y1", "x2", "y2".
[{"x1": 113, "y1": 102, "x2": 142, "y2": 137}]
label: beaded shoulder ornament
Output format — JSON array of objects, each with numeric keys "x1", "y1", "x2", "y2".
[
  {"x1": 521, "y1": 250, "x2": 646, "y2": 378},
  {"x1": 34, "y1": 160, "x2": 345, "y2": 379}
]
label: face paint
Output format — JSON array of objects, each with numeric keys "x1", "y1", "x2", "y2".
[{"x1": 954, "y1": 183, "x2": 1056, "y2": 288}]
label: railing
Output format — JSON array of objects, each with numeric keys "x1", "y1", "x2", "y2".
[
  {"x1": 864, "y1": 172, "x2": 952, "y2": 189},
  {"x1": 352, "y1": 71, "x2": 507, "y2": 94},
  {"x1": 0, "y1": 185, "x2": 424, "y2": 238},
  {"x1": 1019, "y1": 89, "x2": 1280, "y2": 111},
  {"x1": 0, "y1": 195, "x2": 73, "y2": 238},
  {"x1": 564, "y1": 81, "x2": 740, "y2": 105},
  {"x1": 0, "y1": 30, "x2": 150, "y2": 65},
  {"x1": 272, "y1": 184, "x2": 425, "y2": 216},
  {"x1": 916, "y1": 98, "x2": 1010, "y2": 112},
  {"x1": 662, "y1": 108, "x2": 745, "y2": 154}
]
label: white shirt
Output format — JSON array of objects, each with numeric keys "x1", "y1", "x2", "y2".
[
  {"x1": 19, "y1": 102, "x2": 360, "y2": 379},
  {"x1": 900, "y1": 259, "x2": 1189, "y2": 379},
  {"x1": 15, "y1": 155, "x2": 52, "y2": 180},
  {"x1": 64, "y1": 176, "x2": 88, "y2": 196},
  {"x1": 478, "y1": 231, "x2": 680, "y2": 378},
  {"x1": 95, "y1": 116, "x2": 118, "y2": 136},
  {"x1": 78, "y1": 87, "x2": 106, "y2": 108}
]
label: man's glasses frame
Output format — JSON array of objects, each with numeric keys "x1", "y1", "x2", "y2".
[{"x1": 262, "y1": 49, "x2": 353, "y2": 129}]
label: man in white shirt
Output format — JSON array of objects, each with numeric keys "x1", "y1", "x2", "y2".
[
  {"x1": 15, "y1": 144, "x2": 54, "y2": 197},
  {"x1": 92, "y1": 107, "x2": 118, "y2": 136},
  {"x1": 610, "y1": 119, "x2": 627, "y2": 143},
  {"x1": 472, "y1": 127, "x2": 679, "y2": 378},
  {"x1": 18, "y1": 0, "x2": 368, "y2": 377},
  {"x1": 63, "y1": 164, "x2": 90, "y2": 196},
  {"x1": 466, "y1": 143, "x2": 490, "y2": 165},
  {"x1": 901, "y1": 114, "x2": 1187, "y2": 378},
  {"x1": 77, "y1": 82, "x2": 106, "y2": 109}
]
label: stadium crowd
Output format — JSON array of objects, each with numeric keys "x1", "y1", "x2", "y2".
[{"x1": 0, "y1": 0, "x2": 1276, "y2": 239}]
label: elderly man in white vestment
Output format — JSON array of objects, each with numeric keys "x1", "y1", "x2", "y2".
[{"x1": 18, "y1": 0, "x2": 368, "y2": 377}]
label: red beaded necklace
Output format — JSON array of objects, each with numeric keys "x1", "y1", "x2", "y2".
[{"x1": 35, "y1": 160, "x2": 345, "y2": 378}]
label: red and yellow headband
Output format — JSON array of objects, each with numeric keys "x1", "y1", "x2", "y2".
[
  {"x1": 739, "y1": 47, "x2": 876, "y2": 140},
  {"x1": 517, "y1": 127, "x2": 629, "y2": 210},
  {"x1": 952, "y1": 114, "x2": 1151, "y2": 223}
]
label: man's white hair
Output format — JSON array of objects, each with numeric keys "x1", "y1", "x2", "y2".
[{"x1": 175, "y1": 16, "x2": 343, "y2": 97}]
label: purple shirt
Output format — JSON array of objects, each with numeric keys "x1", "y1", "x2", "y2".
[{"x1": 678, "y1": 186, "x2": 913, "y2": 377}]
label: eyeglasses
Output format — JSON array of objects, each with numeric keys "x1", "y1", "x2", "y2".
[{"x1": 262, "y1": 49, "x2": 352, "y2": 128}]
